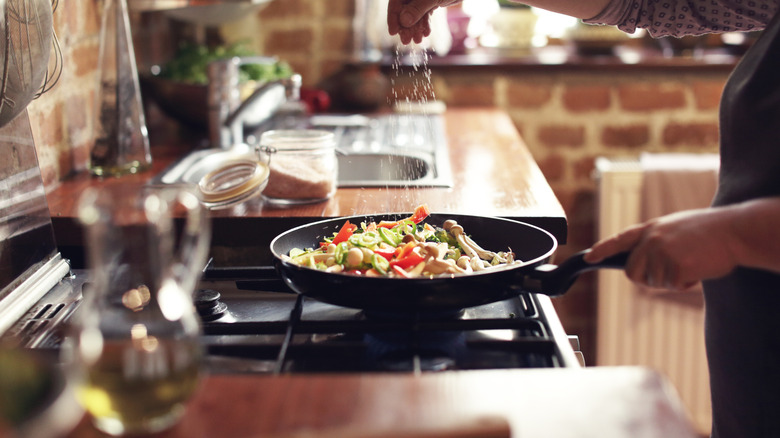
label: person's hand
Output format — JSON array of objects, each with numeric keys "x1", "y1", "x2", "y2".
[
  {"x1": 387, "y1": 0, "x2": 462, "y2": 44},
  {"x1": 584, "y1": 208, "x2": 740, "y2": 291}
]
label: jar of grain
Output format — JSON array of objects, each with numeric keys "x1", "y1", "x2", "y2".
[{"x1": 258, "y1": 130, "x2": 337, "y2": 204}]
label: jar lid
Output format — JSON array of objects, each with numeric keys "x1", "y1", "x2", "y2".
[
  {"x1": 198, "y1": 159, "x2": 269, "y2": 209},
  {"x1": 259, "y1": 129, "x2": 335, "y2": 151}
]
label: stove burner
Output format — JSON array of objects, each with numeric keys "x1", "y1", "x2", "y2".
[
  {"x1": 365, "y1": 331, "x2": 466, "y2": 372},
  {"x1": 362, "y1": 308, "x2": 466, "y2": 321},
  {"x1": 195, "y1": 289, "x2": 228, "y2": 321}
]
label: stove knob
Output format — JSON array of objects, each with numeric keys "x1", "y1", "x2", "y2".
[{"x1": 194, "y1": 289, "x2": 227, "y2": 321}]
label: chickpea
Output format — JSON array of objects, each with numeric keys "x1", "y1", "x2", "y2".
[
  {"x1": 346, "y1": 247, "x2": 364, "y2": 267},
  {"x1": 360, "y1": 247, "x2": 374, "y2": 263}
]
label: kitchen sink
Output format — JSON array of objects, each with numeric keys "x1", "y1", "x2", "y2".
[
  {"x1": 337, "y1": 152, "x2": 430, "y2": 187},
  {"x1": 149, "y1": 113, "x2": 453, "y2": 189}
]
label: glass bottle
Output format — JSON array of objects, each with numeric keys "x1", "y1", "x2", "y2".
[{"x1": 89, "y1": 0, "x2": 151, "y2": 177}]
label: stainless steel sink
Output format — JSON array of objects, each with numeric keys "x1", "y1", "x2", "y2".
[
  {"x1": 149, "y1": 114, "x2": 453, "y2": 188},
  {"x1": 337, "y1": 152, "x2": 430, "y2": 187}
]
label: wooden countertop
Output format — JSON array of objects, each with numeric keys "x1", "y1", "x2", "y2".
[
  {"x1": 48, "y1": 108, "x2": 567, "y2": 267},
  {"x1": 62, "y1": 367, "x2": 696, "y2": 438},
  {"x1": 45, "y1": 110, "x2": 694, "y2": 438}
]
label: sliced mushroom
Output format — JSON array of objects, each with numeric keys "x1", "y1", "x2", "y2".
[
  {"x1": 422, "y1": 242, "x2": 467, "y2": 275},
  {"x1": 456, "y1": 256, "x2": 473, "y2": 272},
  {"x1": 444, "y1": 220, "x2": 509, "y2": 264}
]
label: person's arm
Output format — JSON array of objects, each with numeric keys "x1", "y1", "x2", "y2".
[
  {"x1": 512, "y1": 0, "x2": 610, "y2": 19},
  {"x1": 584, "y1": 197, "x2": 780, "y2": 290},
  {"x1": 389, "y1": 0, "x2": 779, "y2": 43},
  {"x1": 388, "y1": 0, "x2": 611, "y2": 44}
]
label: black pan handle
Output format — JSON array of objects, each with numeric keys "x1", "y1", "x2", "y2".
[{"x1": 521, "y1": 250, "x2": 629, "y2": 297}]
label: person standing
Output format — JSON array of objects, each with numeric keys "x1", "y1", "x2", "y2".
[{"x1": 388, "y1": 1, "x2": 780, "y2": 437}]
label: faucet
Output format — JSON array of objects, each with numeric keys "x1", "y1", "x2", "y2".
[{"x1": 207, "y1": 56, "x2": 303, "y2": 150}]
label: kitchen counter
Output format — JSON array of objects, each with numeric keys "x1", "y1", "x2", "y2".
[
  {"x1": 62, "y1": 366, "x2": 696, "y2": 438},
  {"x1": 44, "y1": 109, "x2": 697, "y2": 437},
  {"x1": 48, "y1": 108, "x2": 567, "y2": 267}
]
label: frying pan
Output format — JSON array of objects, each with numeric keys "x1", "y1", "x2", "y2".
[{"x1": 270, "y1": 212, "x2": 627, "y2": 313}]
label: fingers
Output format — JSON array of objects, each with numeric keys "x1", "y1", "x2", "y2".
[
  {"x1": 583, "y1": 224, "x2": 646, "y2": 263},
  {"x1": 387, "y1": 0, "x2": 404, "y2": 36},
  {"x1": 585, "y1": 223, "x2": 699, "y2": 291},
  {"x1": 398, "y1": 0, "x2": 442, "y2": 27},
  {"x1": 388, "y1": 0, "x2": 439, "y2": 44}
]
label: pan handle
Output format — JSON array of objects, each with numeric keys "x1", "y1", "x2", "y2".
[{"x1": 521, "y1": 250, "x2": 629, "y2": 297}]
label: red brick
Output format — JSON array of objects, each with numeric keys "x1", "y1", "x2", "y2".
[
  {"x1": 72, "y1": 42, "x2": 100, "y2": 78},
  {"x1": 562, "y1": 85, "x2": 610, "y2": 112},
  {"x1": 537, "y1": 153, "x2": 566, "y2": 182},
  {"x1": 321, "y1": 0, "x2": 355, "y2": 17},
  {"x1": 538, "y1": 125, "x2": 585, "y2": 147},
  {"x1": 446, "y1": 81, "x2": 494, "y2": 106},
  {"x1": 662, "y1": 122, "x2": 719, "y2": 147},
  {"x1": 322, "y1": 25, "x2": 354, "y2": 54},
  {"x1": 692, "y1": 80, "x2": 726, "y2": 110},
  {"x1": 35, "y1": 102, "x2": 63, "y2": 149},
  {"x1": 82, "y1": 0, "x2": 101, "y2": 35},
  {"x1": 617, "y1": 83, "x2": 686, "y2": 111},
  {"x1": 266, "y1": 29, "x2": 315, "y2": 53},
  {"x1": 507, "y1": 82, "x2": 553, "y2": 108},
  {"x1": 260, "y1": 0, "x2": 312, "y2": 18},
  {"x1": 65, "y1": 93, "x2": 89, "y2": 135},
  {"x1": 573, "y1": 155, "x2": 597, "y2": 181},
  {"x1": 601, "y1": 124, "x2": 650, "y2": 148}
]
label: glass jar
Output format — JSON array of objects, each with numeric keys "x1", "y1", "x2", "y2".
[{"x1": 258, "y1": 130, "x2": 337, "y2": 204}]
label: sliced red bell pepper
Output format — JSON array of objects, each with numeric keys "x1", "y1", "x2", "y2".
[
  {"x1": 389, "y1": 247, "x2": 425, "y2": 270},
  {"x1": 408, "y1": 204, "x2": 431, "y2": 223},
  {"x1": 373, "y1": 246, "x2": 396, "y2": 261},
  {"x1": 377, "y1": 204, "x2": 431, "y2": 229},
  {"x1": 329, "y1": 220, "x2": 357, "y2": 246},
  {"x1": 394, "y1": 241, "x2": 416, "y2": 259}
]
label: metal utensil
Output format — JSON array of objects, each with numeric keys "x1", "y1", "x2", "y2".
[{"x1": 0, "y1": 0, "x2": 61, "y2": 127}]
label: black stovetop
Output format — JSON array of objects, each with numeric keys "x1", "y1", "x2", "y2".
[
  {"x1": 2, "y1": 265, "x2": 577, "y2": 373},
  {"x1": 197, "y1": 266, "x2": 570, "y2": 374}
]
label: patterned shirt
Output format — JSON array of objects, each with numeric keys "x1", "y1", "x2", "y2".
[{"x1": 585, "y1": 0, "x2": 780, "y2": 37}]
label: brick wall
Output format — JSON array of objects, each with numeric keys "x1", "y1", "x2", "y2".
[
  {"x1": 29, "y1": 0, "x2": 355, "y2": 187},
  {"x1": 402, "y1": 67, "x2": 727, "y2": 359},
  {"x1": 33, "y1": 0, "x2": 729, "y2": 361}
]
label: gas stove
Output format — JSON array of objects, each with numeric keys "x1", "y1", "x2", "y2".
[
  {"x1": 0, "y1": 101, "x2": 579, "y2": 376},
  {"x1": 194, "y1": 263, "x2": 583, "y2": 373},
  {"x1": 2, "y1": 259, "x2": 582, "y2": 374}
]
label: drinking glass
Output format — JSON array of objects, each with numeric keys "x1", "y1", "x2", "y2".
[{"x1": 64, "y1": 186, "x2": 210, "y2": 435}]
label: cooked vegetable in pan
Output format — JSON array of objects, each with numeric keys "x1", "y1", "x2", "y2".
[{"x1": 282, "y1": 205, "x2": 518, "y2": 278}]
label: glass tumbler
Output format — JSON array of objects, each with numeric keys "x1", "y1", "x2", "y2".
[{"x1": 64, "y1": 186, "x2": 210, "y2": 436}]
